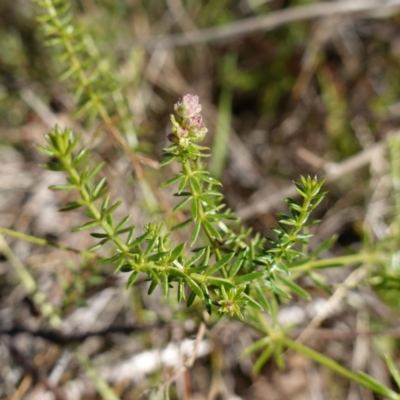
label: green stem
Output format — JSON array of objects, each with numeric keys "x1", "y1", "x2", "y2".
[
  {"x1": 182, "y1": 158, "x2": 222, "y2": 259},
  {"x1": 76, "y1": 351, "x2": 121, "y2": 400},
  {"x1": 0, "y1": 226, "x2": 95, "y2": 257},
  {"x1": 291, "y1": 252, "x2": 377, "y2": 273},
  {"x1": 0, "y1": 235, "x2": 62, "y2": 328},
  {"x1": 42, "y1": 0, "x2": 113, "y2": 126},
  {"x1": 283, "y1": 337, "x2": 399, "y2": 399},
  {"x1": 62, "y1": 155, "x2": 129, "y2": 254}
]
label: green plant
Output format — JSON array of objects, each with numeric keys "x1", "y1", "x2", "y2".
[
  {"x1": 2, "y1": 0, "x2": 400, "y2": 398},
  {"x1": 33, "y1": 93, "x2": 400, "y2": 399}
]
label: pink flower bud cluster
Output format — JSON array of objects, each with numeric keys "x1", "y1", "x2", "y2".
[{"x1": 168, "y1": 94, "x2": 208, "y2": 147}]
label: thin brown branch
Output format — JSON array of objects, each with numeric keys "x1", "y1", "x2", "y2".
[{"x1": 155, "y1": 322, "x2": 207, "y2": 392}]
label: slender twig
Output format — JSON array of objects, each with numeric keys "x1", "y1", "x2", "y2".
[
  {"x1": 283, "y1": 336, "x2": 399, "y2": 400},
  {"x1": 155, "y1": 322, "x2": 207, "y2": 391},
  {"x1": 295, "y1": 266, "x2": 369, "y2": 344},
  {"x1": 139, "y1": 0, "x2": 400, "y2": 48},
  {"x1": 0, "y1": 226, "x2": 96, "y2": 258}
]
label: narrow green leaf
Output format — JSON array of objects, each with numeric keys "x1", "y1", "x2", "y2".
[
  {"x1": 87, "y1": 243, "x2": 103, "y2": 252},
  {"x1": 253, "y1": 285, "x2": 271, "y2": 312},
  {"x1": 189, "y1": 265, "x2": 208, "y2": 274},
  {"x1": 198, "y1": 195, "x2": 216, "y2": 208},
  {"x1": 202, "y1": 219, "x2": 221, "y2": 240},
  {"x1": 190, "y1": 143, "x2": 209, "y2": 151},
  {"x1": 234, "y1": 271, "x2": 265, "y2": 285},
  {"x1": 203, "y1": 190, "x2": 223, "y2": 197},
  {"x1": 185, "y1": 277, "x2": 204, "y2": 299},
  {"x1": 147, "y1": 267, "x2": 160, "y2": 284},
  {"x1": 266, "y1": 281, "x2": 291, "y2": 298},
  {"x1": 168, "y1": 267, "x2": 187, "y2": 279},
  {"x1": 172, "y1": 196, "x2": 192, "y2": 212},
  {"x1": 278, "y1": 219, "x2": 296, "y2": 226},
  {"x1": 241, "y1": 337, "x2": 270, "y2": 358},
  {"x1": 43, "y1": 162, "x2": 64, "y2": 171},
  {"x1": 206, "y1": 276, "x2": 234, "y2": 288},
  {"x1": 308, "y1": 272, "x2": 332, "y2": 294},
  {"x1": 159, "y1": 156, "x2": 176, "y2": 167},
  {"x1": 144, "y1": 234, "x2": 159, "y2": 256},
  {"x1": 177, "y1": 280, "x2": 184, "y2": 302},
  {"x1": 385, "y1": 354, "x2": 400, "y2": 389},
  {"x1": 92, "y1": 187, "x2": 108, "y2": 201},
  {"x1": 120, "y1": 264, "x2": 132, "y2": 273},
  {"x1": 190, "y1": 221, "x2": 201, "y2": 246},
  {"x1": 98, "y1": 253, "x2": 121, "y2": 266},
  {"x1": 59, "y1": 201, "x2": 83, "y2": 212},
  {"x1": 191, "y1": 197, "x2": 199, "y2": 220},
  {"x1": 203, "y1": 246, "x2": 211, "y2": 265},
  {"x1": 35, "y1": 144, "x2": 55, "y2": 157},
  {"x1": 294, "y1": 182, "x2": 307, "y2": 198},
  {"x1": 207, "y1": 252, "x2": 234, "y2": 276},
  {"x1": 161, "y1": 174, "x2": 182, "y2": 188},
  {"x1": 72, "y1": 220, "x2": 99, "y2": 231},
  {"x1": 173, "y1": 192, "x2": 191, "y2": 197},
  {"x1": 92, "y1": 177, "x2": 107, "y2": 198},
  {"x1": 178, "y1": 176, "x2": 188, "y2": 193},
  {"x1": 106, "y1": 214, "x2": 114, "y2": 228},
  {"x1": 85, "y1": 210, "x2": 96, "y2": 219},
  {"x1": 147, "y1": 252, "x2": 168, "y2": 261},
  {"x1": 74, "y1": 99, "x2": 94, "y2": 118},
  {"x1": 126, "y1": 226, "x2": 137, "y2": 245},
  {"x1": 86, "y1": 163, "x2": 105, "y2": 181},
  {"x1": 90, "y1": 233, "x2": 109, "y2": 238},
  {"x1": 229, "y1": 250, "x2": 245, "y2": 278},
  {"x1": 114, "y1": 256, "x2": 126, "y2": 273},
  {"x1": 285, "y1": 198, "x2": 302, "y2": 210},
  {"x1": 128, "y1": 231, "x2": 151, "y2": 249},
  {"x1": 242, "y1": 292, "x2": 264, "y2": 311},
  {"x1": 72, "y1": 147, "x2": 88, "y2": 165},
  {"x1": 186, "y1": 248, "x2": 206, "y2": 268},
  {"x1": 161, "y1": 273, "x2": 169, "y2": 297},
  {"x1": 148, "y1": 280, "x2": 158, "y2": 295},
  {"x1": 49, "y1": 184, "x2": 76, "y2": 191},
  {"x1": 59, "y1": 64, "x2": 77, "y2": 81},
  {"x1": 279, "y1": 275, "x2": 311, "y2": 300},
  {"x1": 197, "y1": 174, "x2": 222, "y2": 186},
  {"x1": 312, "y1": 195, "x2": 325, "y2": 208},
  {"x1": 187, "y1": 291, "x2": 196, "y2": 307},
  {"x1": 103, "y1": 200, "x2": 122, "y2": 216},
  {"x1": 115, "y1": 215, "x2": 131, "y2": 233},
  {"x1": 190, "y1": 177, "x2": 202, "y2": 193},
  {"x1": 207, "y1": 213, "x2": 237, "y2": 221},
  {"x1": 101, "y1": 195, "x2": 111, "y2": 212},
  {"x1": 170, "y1": 243, "x2": 186, "y2": 261},
  {"x1": 69, "y1": 133, "x2": 82, "y2": 151},
  {"x1": 171, "y1": 218, "x2": 193, "y2": 231},
  {"x1": 253, "y1": 345, "x2": 274, "y2": 375},
  {"x1": 203, "y1": 284, "x2": 212, "y2": 315}
]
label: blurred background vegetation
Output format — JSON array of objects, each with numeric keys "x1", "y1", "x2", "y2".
[{"x1": 2, "y1": 0, "x2": 400, "y2": 399}]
